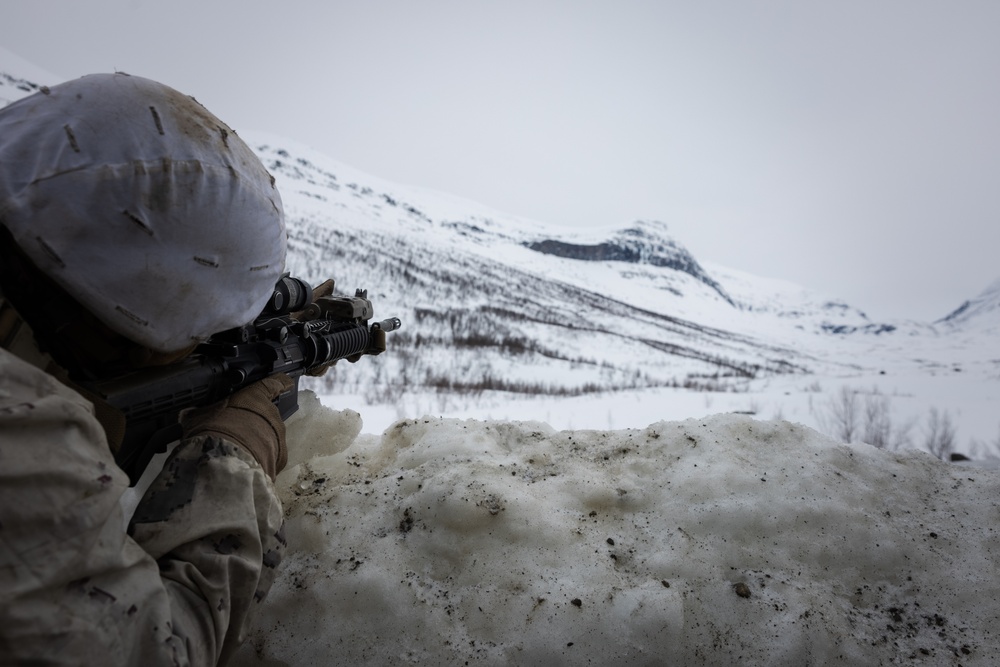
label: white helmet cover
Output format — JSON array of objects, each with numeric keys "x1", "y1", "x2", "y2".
[{"x1": 0, "y1": 73, "x2": 286, "y2": 352}]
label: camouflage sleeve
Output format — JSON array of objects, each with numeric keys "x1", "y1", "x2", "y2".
[
  {"x1": 0, "y1": 348, "x2": 285, "y2": 666},
  {"x1": 128, "y1": 435, "x2": 286, "y2": 665}
]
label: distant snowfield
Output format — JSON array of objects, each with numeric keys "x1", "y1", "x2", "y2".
[
  {"x1": 326, "y1": 373, "x2": 992, "y2": 449},
  {"x1": 313, "y1": 338, "x2": 1000, "y2": 460},
  {"x1": 233, "y1": 391, "x2": 1000, "y2": 666}
]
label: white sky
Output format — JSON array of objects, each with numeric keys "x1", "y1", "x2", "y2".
[{"x1": 3, "y1": 1, "x2": 999, "y2": 321}]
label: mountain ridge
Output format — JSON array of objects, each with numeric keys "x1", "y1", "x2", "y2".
[
  {"x1": 246, "y1": 136, "x2": 899, "y2": 401},
  {"x1": 524, "y1": 220, "x2": 735, "y2": 305},
  {"x1": 937, "y1": 275, "x2": 1000, "y2": 331}
]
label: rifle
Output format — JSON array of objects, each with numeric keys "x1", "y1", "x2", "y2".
[{"x1": 82, "y1": 275, "x2": 401, "y2": 484}]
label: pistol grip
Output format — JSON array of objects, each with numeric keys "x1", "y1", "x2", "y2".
[{"x1": 274, "y1": 380, "x2": 300, "y2": 420}]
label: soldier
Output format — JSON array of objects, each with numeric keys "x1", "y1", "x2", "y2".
[{"x1": 0, "y1": 73, "x2": 290, "y2": 665}]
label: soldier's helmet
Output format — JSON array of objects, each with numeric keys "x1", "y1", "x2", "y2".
[{"x1": 0, "y1": 73, "x2": 286, "y2": 353}]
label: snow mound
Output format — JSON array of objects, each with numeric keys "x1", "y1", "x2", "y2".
[{"x1": 235, "y1": 393, "x2": 998, "y2": 665}]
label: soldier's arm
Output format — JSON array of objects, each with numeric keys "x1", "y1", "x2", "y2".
[{"x1": 0, "y1": 349, "x2": 284, "y2": 665}]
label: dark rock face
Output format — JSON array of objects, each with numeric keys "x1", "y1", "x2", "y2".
[
  {"x1": 936, "y1": 276, "x2": 1000, "y2": 328},
  {"x1": 527, "y1": 239, "x2": 643, "y2": 264},
  {"x1": 820, "y1": 323, "x2": 897, "y2": 335},
  {"x1": 526, "y1": 223, "x2": 735, "y2": 306},
  {"x1": 939, "y1": 300, "x2": 972, "y2": 323}
]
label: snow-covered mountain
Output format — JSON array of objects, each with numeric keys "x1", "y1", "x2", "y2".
[
  {"x1": 938, "y1": 276, "x2": 1000, "y2": 333},
  {"x1": 243, "y1": 133, "x2": 968, "y2": 400},
  {"x1": 0, "y1": 47, "x2": 59, "y2": 107}
]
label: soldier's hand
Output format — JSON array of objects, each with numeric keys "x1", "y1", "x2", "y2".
[{"x1": 180, "y1": 374, "x2": 294, "y2": 480}]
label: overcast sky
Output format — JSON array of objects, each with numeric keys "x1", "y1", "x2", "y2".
[{"x1": 3, "y1": 1, "x2": 999, "y2": 321}]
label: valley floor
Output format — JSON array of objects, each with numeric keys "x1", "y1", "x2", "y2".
[{"x1": 316, "y1": 356, "x2": 1000, "y2": 463}]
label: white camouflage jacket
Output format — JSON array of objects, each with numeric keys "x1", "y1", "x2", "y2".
[{"x1": 0, "y1": 345, "x2": 286, "y2": 665}]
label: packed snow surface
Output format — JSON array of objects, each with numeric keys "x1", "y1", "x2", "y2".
[{"x1": 233, "y1": 392, "x2": 999, "y2": 666}]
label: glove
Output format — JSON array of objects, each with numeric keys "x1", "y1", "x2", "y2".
[{"x1": 180, "y1": 373, "x2": 294, "y2": 480}]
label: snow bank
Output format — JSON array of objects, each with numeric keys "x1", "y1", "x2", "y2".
[{"x1": 233, "y1": 391, "x2": 999, "y2": 666}]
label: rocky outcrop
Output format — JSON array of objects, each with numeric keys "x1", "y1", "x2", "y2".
[{"x1": 526, "y1": 221, "x2": 735, "y2": 305}]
